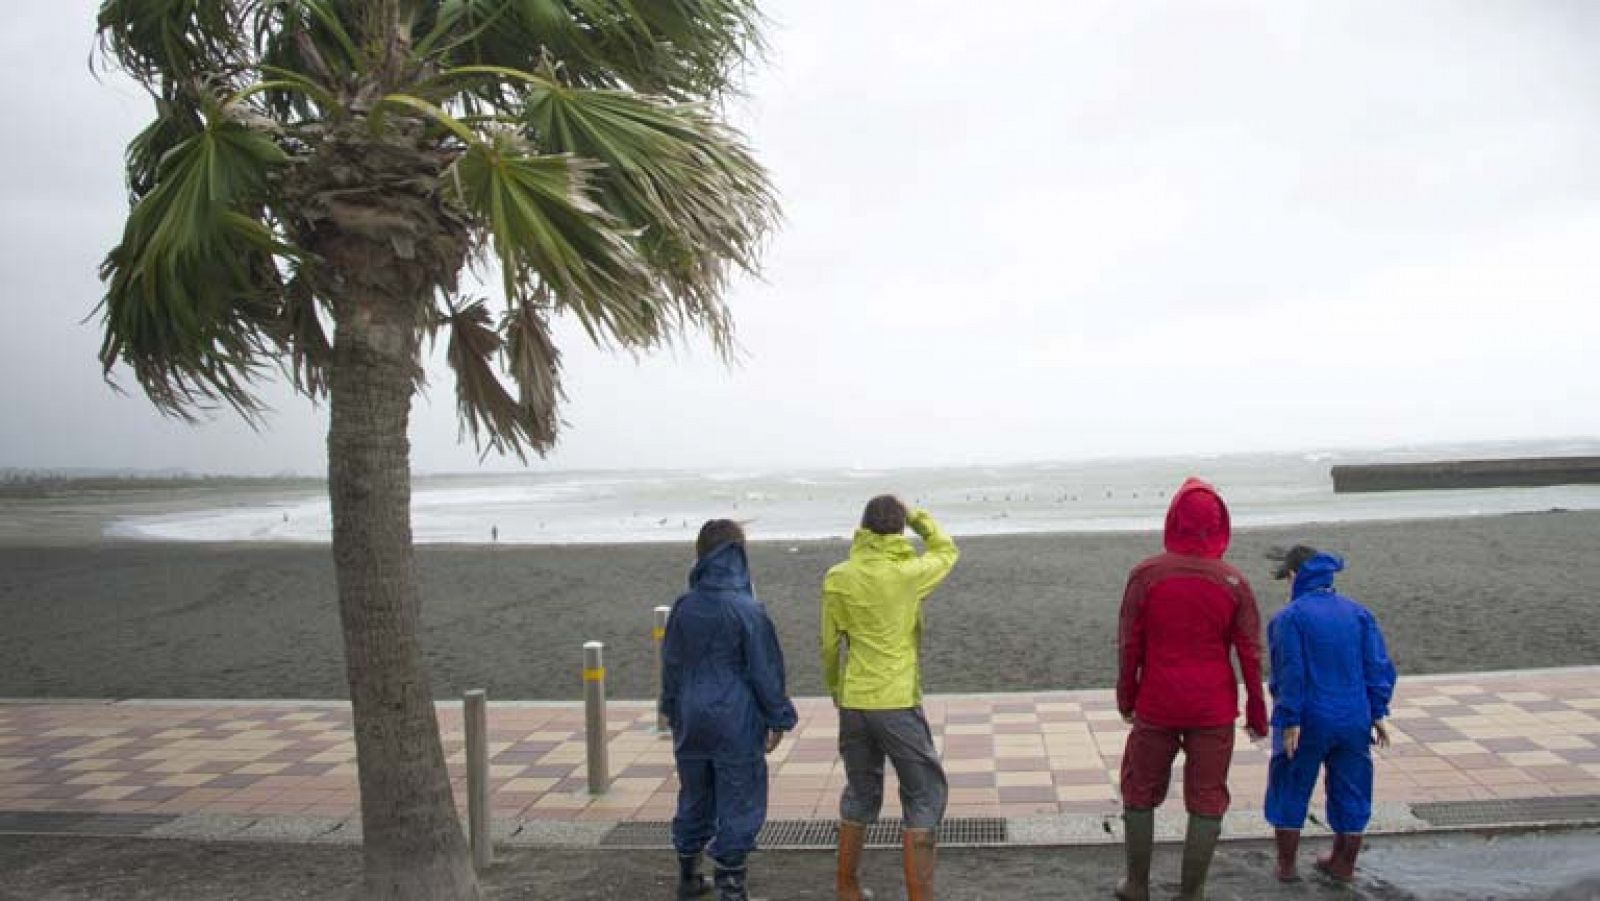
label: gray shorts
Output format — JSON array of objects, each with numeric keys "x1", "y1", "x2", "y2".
[{"x1": 838, "y1": 707, "x2": 948, "y2": 830}]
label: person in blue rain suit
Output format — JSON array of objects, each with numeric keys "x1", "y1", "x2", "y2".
[
  {"x1": 661, "y1": 520, "x2": 798, "y2": 901},
  {"x1": 1263, "y1": 545, "x2": 1398, "y2": 884}
]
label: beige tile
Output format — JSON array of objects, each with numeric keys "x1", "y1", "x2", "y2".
[
  {"x1": 1057, "y1": 784, "x2": 1115, "y2": 801},
  {"x1": 1504, "y1": 750, "x2": 1567, "y2": 767},
  {"x1": 158, "y1": 773, "x2": 218, "y2": 788},
  {"x1": 996, "y1": 771, "x2": 1052, "y2": 788},
  {"x1": 1532, "y1": 735, "x2": 1594, "y2": 751},
  {"x1": 501, "y1": 778, "x2": 558, "y2": 794},
  {"x1": 77, "y1": 785, "x2": 141, "y2": 801},
  {"x1": 1431, "y1": 741, "x2": 1488, "y2": 757}
]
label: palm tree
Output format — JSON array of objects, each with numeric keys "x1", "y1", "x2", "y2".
[{"x1": 93, "y1": 2, "x2": 775, "y2": 898}]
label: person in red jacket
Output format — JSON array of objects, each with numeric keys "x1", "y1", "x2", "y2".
[{"x1": 1114, "y1": 477, "x2": 1268, "y2": 901}]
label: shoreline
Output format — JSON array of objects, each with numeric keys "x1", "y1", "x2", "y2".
[{"x1": 6, "y1": 497, "x2": 1592, "y2": 550}]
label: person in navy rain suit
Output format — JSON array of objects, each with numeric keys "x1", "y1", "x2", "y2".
[
  {"x1": 1263, "y1": 545, "x2": 1397, "y2": 883},
  {"x1": 661, "y1": 520, "x2": 798, "y2": 901}
]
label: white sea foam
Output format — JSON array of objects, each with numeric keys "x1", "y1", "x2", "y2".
[{"x1": 104, "y1": 441, "x2": 1600, "y2": 545}]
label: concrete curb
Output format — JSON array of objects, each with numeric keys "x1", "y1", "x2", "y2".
[
  {"x1": 11, "y1": 800, "x2": 1589, "y2": 852},
  {"x1": 2, "y1": 664, "x2": 1595, "y2": 708}
]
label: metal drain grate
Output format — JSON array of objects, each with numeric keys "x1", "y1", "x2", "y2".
[
  {"x1": 0, "y1": 812, "x2": 177, "y2": 836},
  {"x1": 601, "y1": 818, "x2": 1007, "y2": 849},
  {"x1": 1412, "y1": 795, "x2": 1600, "y2": 828}
]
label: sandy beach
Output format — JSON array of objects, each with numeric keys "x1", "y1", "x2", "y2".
[{"x1": 1, "y1": 508, "x2": 1594, "y2": 701}]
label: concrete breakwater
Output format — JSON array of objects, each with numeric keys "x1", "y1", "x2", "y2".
[{"x1": 1331, "y1": 456, "x2": 1600, "y2": 493}]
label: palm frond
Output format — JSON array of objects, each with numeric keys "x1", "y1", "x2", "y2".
[
  {"x1": 503, "y1": 297, "x2": 564, "y2": 451},
  {"x1": 98, "y1": 100, "x2": 294, "y2": 420},
  {"x1": 125, "y1": 97, "x2": 206, "y2": 202},
  {"x1": 271, "y1": 269, "x2": 332, "y2": 398},
  {"x1": 450, "y1": 131, "x2": 658, "y2": 346},
  {"x1": 441, "y1": 298, "x2": 549, "y2": 458},
  {"x1": 251, "y1": 0, "x2": 361, "y2": 120},
  {"x1": 418, "y1": 0, "x2": 764, "y2": 100},
  {"x1": 96, "y1": 0, "x2": 250, "y2": 92},
  {"x1": 521, "y1": 79, "x2": 775, "y2": 354}
]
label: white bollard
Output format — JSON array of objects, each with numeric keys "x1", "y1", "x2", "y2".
[
  {"x1": 463, "y1": 689, "x2": 491, "y2": 871},
  {"x1": 654, "y1": 605, "x2": 672, "y2": 737},
  {"x1": 583, "y1": 641, "x2": 609, "y2": 795}
]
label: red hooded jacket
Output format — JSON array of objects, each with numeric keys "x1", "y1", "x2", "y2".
[{"x1": 1116, "y1": 478, "x2": 1268, "y2": 734}]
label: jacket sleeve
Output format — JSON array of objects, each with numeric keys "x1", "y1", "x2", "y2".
[
  {"x1": 1229, "y1": 577, "x2": 1269, "y2": 735},
  {"x1": 1268, "y1": 611, "x2": 1306, "y2": 729},
  {"x1": 1360, "y1": 607, "x2": 1398, "y2": 723},
  {"x1": 742, "y1": 603, "x2": 798, "y2": 732},
  {"x1": 659, "y1": 597, "x2": 685, "y2": 730},
  {"x1": 905, "y1": 509, "x2": 960, "y2": 600},
  {"x1": 821, "y1": 584, "x2": 844, "y2": 702},
  {"x1": 1115, "y1": 571, "x2": 1146, "y2": 718}
]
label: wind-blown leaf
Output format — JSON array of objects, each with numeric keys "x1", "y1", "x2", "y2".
[
  {"x1": 418, "y1": 0, "x2": 763, "y2": 100},
  {"x1": 503, "y1": 298, "x2": 564, "y2": 450},
  {"x1": 522, "y1": 79, "x2": 775, "y2": 352},
  {"x1": 442, "y1": 298, "x2": 530, "y2": 457},
  {"x1": 98, "y1": 102, "x2": 292, "y2": 419},
  {"x1": 271, "y1": 269, "x2": 332, "y2": 398},
  {"x1": 451, "y1": 132, "x2": 657, "y2": 345},
  {"x1": 96, "y1": 0, "x2": 247, "y2": 91}
]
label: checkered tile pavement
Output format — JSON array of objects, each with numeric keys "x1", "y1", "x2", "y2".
[{"x1": 4, "y1": 668, "x2": 1600, "y2": 824}]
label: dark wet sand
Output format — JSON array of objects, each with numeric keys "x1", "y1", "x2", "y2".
[{"x1": 0, "y1": 511, "x2": 1596, "y2": 701}]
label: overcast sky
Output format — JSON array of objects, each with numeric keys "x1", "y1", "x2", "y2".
[{"x1": 2, "y1": 2, "x2": 1599, "y2": 475}]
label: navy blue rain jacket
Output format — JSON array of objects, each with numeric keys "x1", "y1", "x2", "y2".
[
  {"x1": 1268, "y1": 552, "x2": 1398, "y2": 731},
  {"x1": 660, "y1": 542, "x2": 798, "y2": 762}
]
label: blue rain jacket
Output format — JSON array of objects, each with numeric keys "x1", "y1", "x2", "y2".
[
  {"x1": 1268, "y1": 553, "x2": 1397, "y2": 733},
  {"x1": 660, "y1": 542, "x2": 798, "y2": 762}
]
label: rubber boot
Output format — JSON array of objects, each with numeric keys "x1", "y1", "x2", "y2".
[
  {"x1": 714, "y1": 863, "x2": 749, "y2": 901},
  {"x1": 902, "y1": 827, "x2": 937, "y2": 901},
  {"x1": 677, "y1": 852, "x2": 713, "y2": 899},
  {"x1": 1176, "y1": 814, "x2": 1223, "y2": 900},
  {"x1": 1316, "y1": 833, "x2": 1363, "y2": 882},
  {"x1": 1315, "y1": 833, "x2": 1345, "y2": 877},
  {"x1": 1273, "y1": 829, "x2": 1301, "y2": 882},
  {"x1": 836, "y1": 821, "x2": 875, "y2": 901},
  {"x1": 1114, "y1": 807, "x2": 1155, "y2": 901}
]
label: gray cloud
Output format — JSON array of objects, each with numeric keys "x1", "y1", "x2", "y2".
[{"x1": 2, "y1": 1, "x2": 1597, "y2": 475}]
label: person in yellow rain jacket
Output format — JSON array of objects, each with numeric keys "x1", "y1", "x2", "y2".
[{"x1": 822, "y1": 496, "x2": 960, "y2": 901}]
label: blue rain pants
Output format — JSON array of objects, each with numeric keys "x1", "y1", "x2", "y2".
[
  {"x1": 673, "y1": 757, "x2": 769, "y2": 867},
  {"x1": 1264, "y1": 722, "x2": 1375, "y2": 833}
]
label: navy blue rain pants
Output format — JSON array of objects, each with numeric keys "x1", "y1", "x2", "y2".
[{"x1": 673, "y1": 756, "x2": 768, "y2": 868}]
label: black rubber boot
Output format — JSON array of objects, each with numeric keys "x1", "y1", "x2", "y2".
[
  {"x1": 1115, "y1": 807, "x2": 1155, "y2": 901},
  {"x1": 1176, "y1": 814, "x2": 1223, "y2": 900},
  {"x1": 714, "y1": 863, "x2": 750, "y2": 901},
  {"x1": 677, "y1": 853, "x2": 713, "y2": 899}
]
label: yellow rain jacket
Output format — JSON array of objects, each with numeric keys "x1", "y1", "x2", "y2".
[{"x1": 821, "y1": 510, "x2": 960, "y2": 709}]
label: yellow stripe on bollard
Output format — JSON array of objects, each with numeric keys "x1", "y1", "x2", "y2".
[
  {"x1": 652, "y1": 627, "x2": 666, "y2": 641},
  {"x1": 583, "y1": 667, "x2": 606, "y2": 682}
]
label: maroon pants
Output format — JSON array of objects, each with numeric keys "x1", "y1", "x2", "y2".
[{"x1": 1119, "y1": 719, "x2": 1236, "y2": 816}]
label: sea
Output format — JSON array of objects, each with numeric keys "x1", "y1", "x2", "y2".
[{"x1": 104, "y1": 438, "x2": 1600, "y2": 545}]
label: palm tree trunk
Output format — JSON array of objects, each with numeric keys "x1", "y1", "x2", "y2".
[{"x1": 327, "y1": 271, "x2": 481, "y2": 901}]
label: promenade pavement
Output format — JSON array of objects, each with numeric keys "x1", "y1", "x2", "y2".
[{"x1": 3, "y1": 667, "x2": 1599, "y2": 844}]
